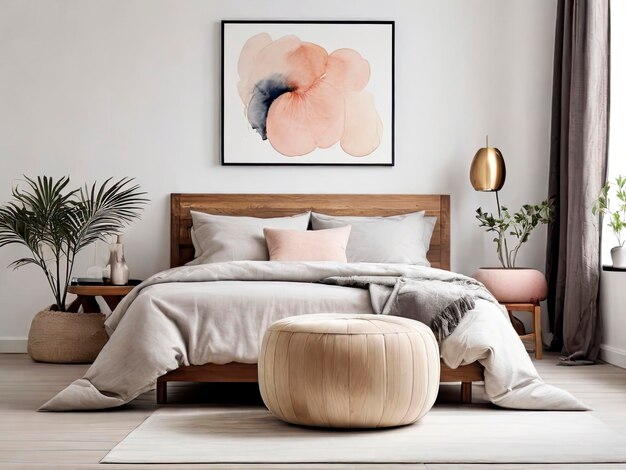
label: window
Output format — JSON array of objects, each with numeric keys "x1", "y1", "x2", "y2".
[
  {"x1": 603, "y1": 0, "x2": 625, "y2": 262},
  {"x1": 609, "y1": 0, "x2": 625, "y2": 178}
]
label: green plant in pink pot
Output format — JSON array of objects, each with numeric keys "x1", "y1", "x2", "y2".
[{"x1": 471, "y1": 200, "x2": 554, "y2": 304}]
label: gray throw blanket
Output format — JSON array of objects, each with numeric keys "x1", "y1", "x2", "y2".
[{"x1": 322, "y1": 274, "x2": 495, "y2": 342}]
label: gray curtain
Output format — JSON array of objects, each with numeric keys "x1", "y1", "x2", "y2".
[{"x1": 546, "y1": 0, "x2": 610, "y2": 364}]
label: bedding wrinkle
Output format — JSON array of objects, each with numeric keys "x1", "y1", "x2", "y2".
[
  {"x1": 150, "y1": 295, "x2": 192, "y2": 364},
  {"x1": 39, "y1": 262, "x2": 587, "y2": 411}
]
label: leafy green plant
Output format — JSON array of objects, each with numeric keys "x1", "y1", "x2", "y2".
[
  {"x1": 476, "y1": 200, "x2": 553, "y2": 268},
  {"x1": 592, "y1": 175, "x2": 626, "y2": 247},
  {"x1": 0, "y1": 176, "x2": 148, "y2": 311}
]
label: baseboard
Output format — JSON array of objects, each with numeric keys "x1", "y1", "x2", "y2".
[
  {"x1": 600, "y1": 344, "x2": 626, "y2": 369},
  {"x1": 0, "y1": 337, "x2": 27, "y2": 353}
]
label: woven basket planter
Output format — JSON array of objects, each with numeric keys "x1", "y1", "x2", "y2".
[{"x1": 27, "y1": 309, "x2": 108, "y2": 364}]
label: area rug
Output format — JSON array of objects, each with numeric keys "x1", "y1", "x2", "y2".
[{"x1": 103, "y1": 405, "x2": 626, "y2": 464}]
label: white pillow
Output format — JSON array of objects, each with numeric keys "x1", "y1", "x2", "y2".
[
  {"x1": 423, "y1": 216, "x2": 437, "y2": 254},
  {"x1": 188, "y1": 211, "x2": 311, "y2": 264},
  {"x1": 310, "y1": 211, "x2": 435, "y2": 265}
]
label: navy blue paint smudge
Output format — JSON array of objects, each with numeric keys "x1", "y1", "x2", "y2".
[{"x1": 247, "y1": 74, "x2": 293, "y2": 140}]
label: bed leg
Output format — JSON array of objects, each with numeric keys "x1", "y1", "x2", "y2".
[
  {"x1": 461, "y1": 382, "x2": 472, "y2": 404},
  {"x1": 157, "y1": 380, "x2": 167, "y2": 404}
]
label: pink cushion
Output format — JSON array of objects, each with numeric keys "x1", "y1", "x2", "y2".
[
  {"x1": 264, "y1": 226, "x2": 351, "y2": 262},
  {"x1": 472, "y1": 268, "x2": 548, "y2": 303}
]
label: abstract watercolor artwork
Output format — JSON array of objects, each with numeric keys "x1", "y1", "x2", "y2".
[{"x1": 222, "y1": 21, "x2": 394, "y2": 166}]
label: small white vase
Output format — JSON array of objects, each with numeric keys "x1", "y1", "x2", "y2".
[
  {"x1": 611, "y1": 246, "x2": 626, "y2": 269},
  {"x1": 109, "y1": 235, "x2": 129, "y2": 285}
]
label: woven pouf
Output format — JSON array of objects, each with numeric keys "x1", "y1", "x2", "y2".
[{"x1": 258, "y1": 313, "x2": 440, "y2": 428}]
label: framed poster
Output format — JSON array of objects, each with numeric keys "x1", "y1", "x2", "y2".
[{"x1": 221, "y1": 20, "x2": 395, "y2": 166}]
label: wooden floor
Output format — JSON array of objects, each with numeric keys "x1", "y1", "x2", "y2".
[{"x1": 1, "y1": 352, "x2": 626, "y2": 469}]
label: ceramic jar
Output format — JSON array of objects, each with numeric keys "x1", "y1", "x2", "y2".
[{"x1": 611, "y1": 246, "x2": 626, "y2": 269}]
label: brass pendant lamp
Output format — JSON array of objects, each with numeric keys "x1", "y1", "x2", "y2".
[{"x1": 470, "y1": 136, "x2": 506, "y2": 215}]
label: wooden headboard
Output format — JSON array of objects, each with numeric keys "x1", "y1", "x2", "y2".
[{"x1": 170, "y1": 194, "x2": 450, "y2": 270}]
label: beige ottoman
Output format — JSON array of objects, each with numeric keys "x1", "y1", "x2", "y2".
[{"x1": 258, "y1": 313, "x2": 440, "y2": 428}]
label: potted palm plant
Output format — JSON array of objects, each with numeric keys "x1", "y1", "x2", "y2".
[
  {"x1": 471, "y1": 200, "x2": 554, "y2": 304},
  {"x1": 0, "y1": 176, "x2": 147, "y2": 363},
  {"x1": 593, "y1": 175, "x2": 626, "y2": 268}
]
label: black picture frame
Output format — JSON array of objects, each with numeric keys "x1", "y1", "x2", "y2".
[{"x1": 221, "y1": 20, "x2": 395, "y2": 166}]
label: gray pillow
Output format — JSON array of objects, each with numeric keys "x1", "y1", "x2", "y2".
[
  {"x1": 188, "y1": 211, "x2": 310, "y2": 264},
  {"x1": 310, "y1": 211, "x2": 435, "y2": 265}
]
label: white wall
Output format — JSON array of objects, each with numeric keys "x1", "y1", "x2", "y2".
[
  {"x1": 0, "y1": 0, "x2": 557, "y2": 350},
  {"x1": 600, "y1": 272, "x2": 626, "y2": 368}
]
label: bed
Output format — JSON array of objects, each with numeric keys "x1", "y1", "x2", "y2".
[
  {"x1": 158, "y1": 193, "x2": 484, "y2": 404},
  {"x1": 39, "y1": 194, "x2": 586, "y2": 412}
]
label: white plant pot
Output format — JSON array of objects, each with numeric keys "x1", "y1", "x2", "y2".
[{"x1": 611, "y1": 246, "x2": 626, "y2": 269}]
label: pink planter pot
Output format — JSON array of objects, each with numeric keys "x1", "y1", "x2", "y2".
[{"x1": 471, "y1": 268, "x2": 548, "y2": 304}]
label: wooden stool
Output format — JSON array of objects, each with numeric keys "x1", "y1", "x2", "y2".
[{"x1": 503, "y1": 302, "x2": 542, "y2": 359}]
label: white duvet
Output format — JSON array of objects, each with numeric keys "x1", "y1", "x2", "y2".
[{"x1": 40, "y1": 261, "x2": 586, "y2": 411}]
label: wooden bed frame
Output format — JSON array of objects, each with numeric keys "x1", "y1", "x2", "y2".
[{"x1": 158, "y1": 194, "x2": 484, "y2": 404}]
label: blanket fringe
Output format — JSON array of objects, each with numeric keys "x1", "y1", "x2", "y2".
[{"x1": 431, "y1": 296, "x2": 475, "y2": 342}]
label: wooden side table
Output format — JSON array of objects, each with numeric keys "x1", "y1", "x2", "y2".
[
  {"x1": 502, "y1": 302, "x2": 542, "y2": 359},
  {"x1": 66, "y1": 283, "x2": 139, "y2": 313}
]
